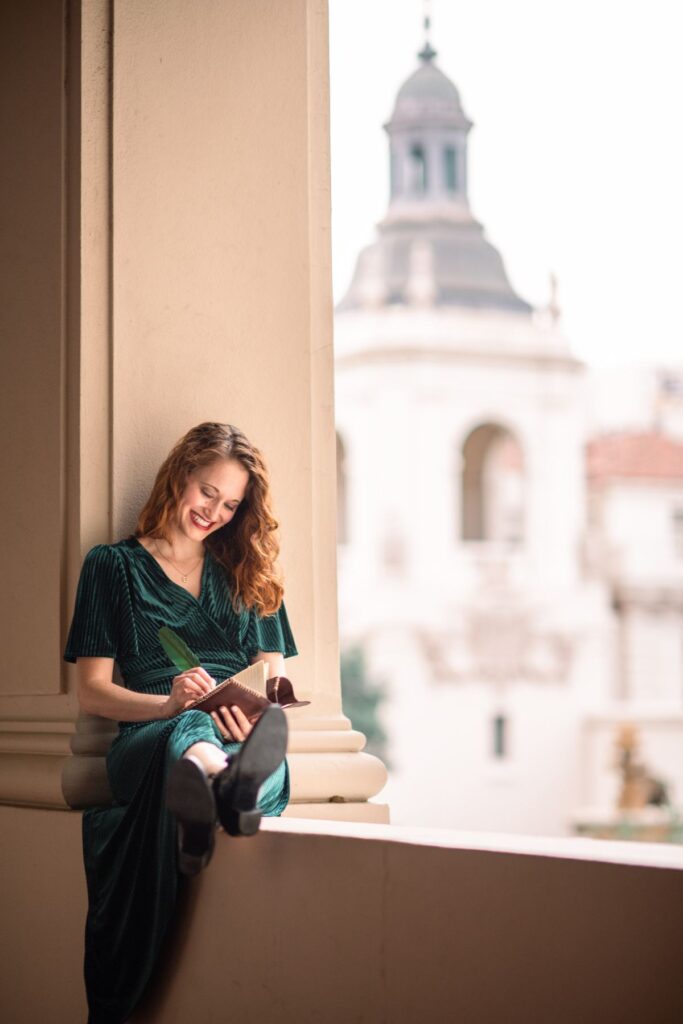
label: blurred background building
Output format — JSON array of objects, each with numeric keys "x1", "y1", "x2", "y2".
[{"x1": 334, "y1": 26, "x2": 683, "y2": 838}]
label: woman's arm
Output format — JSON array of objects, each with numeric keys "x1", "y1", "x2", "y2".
[
  {"x1": 250, "y1": 650, "x2": 286, "y2": 679},
  {"x1": 76, "y1": 656, "x2": 215, "y2": 721}
]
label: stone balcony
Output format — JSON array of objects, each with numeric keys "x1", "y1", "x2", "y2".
[{"x1": 3, "y1": 806, "x2": 682, "y2": 1023}]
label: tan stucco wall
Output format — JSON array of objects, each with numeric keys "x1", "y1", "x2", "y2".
[
  {"x1": 0, "y1": 0, "x2": 69, "y2": 703},
  {"x1": 104, "y1": 0, "x2": 341, "y2": 715},
  {"x1": 2, "y1": 808, "x2": 681, "y2": 1024},
  {"x1": 137, "y1": 822, "x2": 683, "y2": 1024},
  {"x1": 0, "y1": 807, "x2": 87, "y2": 1023},
  {"x1": 109, "y1": 0, "x2": 333, "y2": 707}
]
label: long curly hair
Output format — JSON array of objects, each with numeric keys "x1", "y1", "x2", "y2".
[{"x1": 133, "y1": 422, "x2": 285, "y2": 615}]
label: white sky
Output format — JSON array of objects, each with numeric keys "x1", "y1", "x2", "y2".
[{"x1": 329, "y1": 0, "x2": 683, "y2": 367}]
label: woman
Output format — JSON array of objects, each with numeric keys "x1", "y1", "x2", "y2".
[{"x1": 63, "y1": 421, "x2": 299, "y2": 1024}]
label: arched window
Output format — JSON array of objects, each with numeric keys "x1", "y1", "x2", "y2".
[
  {"x1": 409, "y1": 144, "x2": 428, "y2": 195},
  {"x1": 336, "y1": 432, "x2": 348, "y2": 545},
  {"x1": 460, "y1": 424, "x2": 525, "y2": 543},
  {"x1": 444, "y1": 146, "x2": 458, "y2": 192}
]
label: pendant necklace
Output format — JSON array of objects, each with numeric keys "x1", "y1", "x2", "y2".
[{"x1": 153, "y1": 540, "x2": 204, "y2": 584}]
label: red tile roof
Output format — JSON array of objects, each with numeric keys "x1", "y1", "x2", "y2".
[{"x1": 587, "y1": 433, "x2": 683, "y2": 481}]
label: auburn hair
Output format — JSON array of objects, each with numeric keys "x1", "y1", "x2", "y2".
[{"x1": 134, "y1": 422, "x2": 285, "y2": 615}]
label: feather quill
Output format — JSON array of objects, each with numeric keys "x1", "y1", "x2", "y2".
[{"x1": 158, "y1": 626, "x2": 200, "y2": 673}]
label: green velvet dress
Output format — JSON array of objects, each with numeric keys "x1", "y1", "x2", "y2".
[{"x1": 63, "y1": 536, "x2": 298, "y2": 1024}]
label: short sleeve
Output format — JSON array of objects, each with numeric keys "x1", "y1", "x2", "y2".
[
  {"x1": 245, "y1": 598, "x2": 298, "y2": 660},
  {"x1": 63, "y1": 545, "x2": 125, "y2": 663}
]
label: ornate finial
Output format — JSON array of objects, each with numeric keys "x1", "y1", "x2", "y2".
[{"x1": 418, "y1": 0, "x2": 437, "y2": 63}]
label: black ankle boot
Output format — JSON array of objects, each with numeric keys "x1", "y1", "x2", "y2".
[
  {"x1": 213, "y1": 704, "x2": 288, "y2": 837},
  {"x1": 166, "y1": 754, "x2": 217, "y2": 875}
]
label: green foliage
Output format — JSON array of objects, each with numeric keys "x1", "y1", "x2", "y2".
[{"x1": 341, "y1": 645, "x2": 390, "y2": 765}]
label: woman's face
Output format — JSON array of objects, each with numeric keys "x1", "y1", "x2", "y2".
[{"x1": 175, "y1": 458, "x2": 250, "y2": 539}]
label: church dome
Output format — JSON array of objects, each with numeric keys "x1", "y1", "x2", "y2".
[
  {"x1": 389, "y1": 58, "x2": 471, "y2": 130},
  {"x1": 337, "y1": 37, "x2": 531, "y2": 316}
]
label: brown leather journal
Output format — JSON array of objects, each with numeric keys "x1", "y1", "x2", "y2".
[{"x1": 182, "y1": 661, "x2": 310, "y2": 721}]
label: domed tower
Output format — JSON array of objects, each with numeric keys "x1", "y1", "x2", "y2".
[
  {"x1": 388, "y1": 38, "x2": 472, "y2": 209},
  {"x1": 335, "y1": 31, "x2": 609, "y2": 835},
  {"x1": 338, "y1": 39, "x2": 531, "y2": 314}
]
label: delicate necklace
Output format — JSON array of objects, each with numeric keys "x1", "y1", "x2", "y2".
[{"x1": 153, "y1": 540, "x2": 204, "y2": 584}]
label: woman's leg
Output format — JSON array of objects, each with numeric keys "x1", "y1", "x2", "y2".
[
  {"x1": 168, "y1": 709, "x2": 289, "y2": 813},
  {"x1": 255, "y1": 755, "x2": 289, "y2": 816},
  {"x1": 165, "y1": 708, "x2": 289, "y2": 858},
  {"x1": 164, "y1": 711, "x2": 232, "y2": 875},
  {"x1": 165, "y1": 708, "x2": 230, "y2": 767},
  {"x1": 216, "y1": 740, "x2": 289, "y2": 814},
  {"x1": 212, "y1": 706, "x2": 289, "y2": 834},
  {"x1": 182, "y1": 740, "x2": 228, "y2": 776}
]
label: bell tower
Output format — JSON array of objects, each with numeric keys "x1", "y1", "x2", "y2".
[
  {"x1": 384, "y1": 23, "x2": 472, "y2": 211},
  {"x1": 338, "y1": 19, "x2": 530, "y2": 314}
]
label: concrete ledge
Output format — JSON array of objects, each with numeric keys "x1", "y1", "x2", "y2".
[
  {"x1": 3, "y1": 808, "x2": 682, "y2": 1024},
  {"x1": 135, "y1": 819, "x2": 683, "y2": 1023},
  {"x1": 269, "y1": 815, "x2": 683, "y2": 869}
]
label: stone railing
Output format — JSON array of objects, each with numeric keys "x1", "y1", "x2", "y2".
[{"x1": 4, "y1": 807, "x2": 681, "y2": 1023}]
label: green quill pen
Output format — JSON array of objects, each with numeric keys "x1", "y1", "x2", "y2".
[{"x1": 158, "y1": 626, "x2": 201, "y2": 673}]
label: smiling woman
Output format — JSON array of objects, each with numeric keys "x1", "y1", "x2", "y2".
[
  {"x1": 141, "y1": 459, "x2": 249, "y2": 583},
  {"x1": 63, "y1": 421, "x2": 299, "y2": 1024}
]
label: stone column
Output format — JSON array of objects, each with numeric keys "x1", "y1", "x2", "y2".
[
  {"x1": 0, "y1": 0, "x2": 85, "y2": 809},
  {"x1": 2, "y1": 0, "x2": 387, "y2": 822}
]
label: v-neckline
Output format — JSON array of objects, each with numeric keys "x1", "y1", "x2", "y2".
[{"x1": 129, "y1": 536, "x2": 210, "y2": 605}]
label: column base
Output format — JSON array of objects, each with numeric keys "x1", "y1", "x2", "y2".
[
  {"x1": 283, "y1": 801, "x2": 390, "y2": 824},
  {"x1": 0, "y1": 712, "x2": 391, "y2": 815}
]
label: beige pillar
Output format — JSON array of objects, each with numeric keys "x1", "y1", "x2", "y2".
[
  {"x1": 1, "y1": 0, "x2": 387, "y2": 822},
  {"x1": 0, "y1": 0, "x2": 80, "y2": 808}
]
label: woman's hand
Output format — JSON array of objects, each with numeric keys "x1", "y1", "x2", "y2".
[
  {"x1": 210, "y1": 704, "x2": 256, "y2": 743},
  {"x1": 162, "y1": 667, "x2": 216, "y2": 718}
]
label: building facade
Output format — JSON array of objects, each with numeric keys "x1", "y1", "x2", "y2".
[{"x1": 334, "y1": 39, "x2": 683, "y2": 834}]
